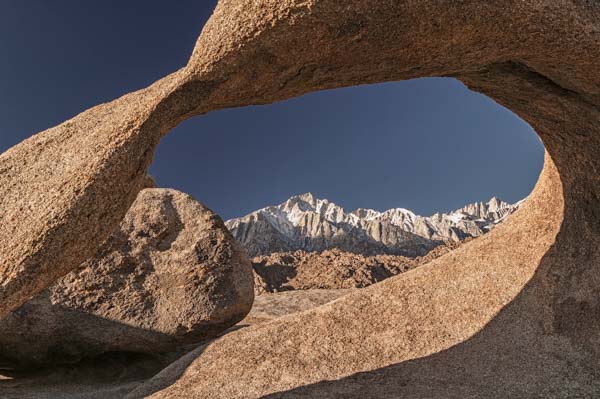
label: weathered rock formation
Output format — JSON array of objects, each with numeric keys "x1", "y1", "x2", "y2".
[
  {"x1": 0, "y1": 75, "x2": 179, "y2": 317},
  {"x1": 227, "y1": 193, "x2": 519, "y2": 257},
  {"x1": 1, "y1": 0, "x2": 599, "y2": 397},
  {"x1": 0, "y1": 189, "x2": 254, "y2": 369},
  {"x1": 252, "y1": 244, "x2": 460, "y2": 294},
  {"x1": 130, "y1": 2, "x2": 599, "y2": 398}
]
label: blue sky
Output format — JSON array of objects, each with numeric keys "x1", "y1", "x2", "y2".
[{"x1": 0, "y1": 1, "x2": 543, "y2": 220}]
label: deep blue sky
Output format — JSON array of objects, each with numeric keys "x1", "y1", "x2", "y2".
[{"x1": 0, "y1": 1, "x2": 544, "y2": 220}]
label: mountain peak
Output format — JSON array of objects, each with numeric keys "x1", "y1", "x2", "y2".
[
  {"x1": 487, "y1": 196, "x2": 502, "y2": 211},
  {"x1": 290, "y1": 192, "x2": 317, "y2": 206},
  {"x1": 297, "y1": 192, "x2": 315, "y2": 201},
  {"x1": 226, "y1": 194, "x2": 523, "y2": 257}
]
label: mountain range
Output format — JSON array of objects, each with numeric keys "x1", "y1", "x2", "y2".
[{"x1": 225, "y1": 193, "x2": 523, "y2": 258}]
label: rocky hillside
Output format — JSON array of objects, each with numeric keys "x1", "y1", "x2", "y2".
[
  {"x1": 226, "y1": 193, "x2": 522, "y2": 257},
  {"x1": 251, "y1": 243, "x2": 462, "y2": 294}
]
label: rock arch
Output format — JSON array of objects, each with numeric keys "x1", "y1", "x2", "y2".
[{"x1": 1, "y1": 0, "x2": 599, "y2": 396}]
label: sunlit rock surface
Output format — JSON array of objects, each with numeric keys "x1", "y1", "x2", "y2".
[{"x1": 0, "y1": 0, "x2": 598, "y2": 397}]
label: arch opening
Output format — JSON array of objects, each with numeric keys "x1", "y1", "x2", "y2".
[
  {"x1": 148, "y1": 77, "x2": 546, "y2": 294},
  {"x1": 150, "y1": 76, "x2": 543, "y2": 222}
]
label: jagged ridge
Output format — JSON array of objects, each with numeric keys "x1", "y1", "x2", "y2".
[{"x1": 226, "y1": 193, "x2": 522, "y2": 257}]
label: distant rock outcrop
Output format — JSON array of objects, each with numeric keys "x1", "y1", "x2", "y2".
[
  {"x1": 0, "y1": 189, "x2": 254, "y2": 369},
  {"x1": 252, "y1": 243, "x2": 461, "y2": 295},
  {"x1": 227, "y1": 193, "x2": 520, "y2": 258}
]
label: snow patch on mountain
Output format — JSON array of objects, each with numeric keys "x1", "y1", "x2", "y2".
[{"x1": 226, "y1": 193, "x2": 523, "y2": 257}]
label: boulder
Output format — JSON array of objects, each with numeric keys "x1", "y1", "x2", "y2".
[{"x1": 0, "y1": 189, "x2": 254, "y2": 369}]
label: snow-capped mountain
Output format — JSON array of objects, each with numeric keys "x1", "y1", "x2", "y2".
[{"x1": 226, "y1": 193, "x2": 522, "y2": 257}]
